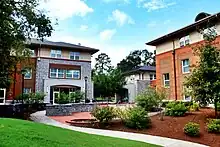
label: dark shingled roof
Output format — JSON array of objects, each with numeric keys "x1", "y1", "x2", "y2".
[
  {"x1": 124, "y1": 65, "x2": 156, "y2": 75},
  {"x1": 146, "y1": 12, "x2": 220, "y2": 46},
  {"x1": 26, "y1": 39, "x2": 99, "y2": 54}
]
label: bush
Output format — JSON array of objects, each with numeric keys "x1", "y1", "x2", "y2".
[
  {"x1": 190, "y1": 102, "x2": 200, "y2": 111},
  {"x1": 70, "y1": 91, "x2": 84, "y2": 103},
  {"x1": 165, "y1": 102, "x2": 188, "y2": 116},
  {"x1": 91, "y1": 106, "x2": 116, "y2": 124},
  {"x1": 207, "y1": 119, "x2": 220, "y2": 133},
  {"x1": 135, "y1": 87, "x2": 166, "y2": 111},
  {"x1": 55, "y1": 92, "x2": 70, "y2": 104},
  {"x1": 217, "y1": 102, "x2": 220, "y2": 111},
  {"x1": 184, "y1": 122, "x2": 200, "y2": 137},
  {"x1": 124, "y1": 107, "x2": 151, "y2": 129}
]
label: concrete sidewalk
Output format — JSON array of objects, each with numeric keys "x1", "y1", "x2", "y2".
[{"x1": 30, "y1": 111, "x2": 208, "y2": 147}]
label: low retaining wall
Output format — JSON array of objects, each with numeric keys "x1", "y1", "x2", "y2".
[{"x1": 46, "y1": 104, "x2": 95, "y2": 116}]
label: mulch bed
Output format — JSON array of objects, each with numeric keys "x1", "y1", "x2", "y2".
[{"x1": 70, "y1": 108, "x2": 220, "y2": 147}]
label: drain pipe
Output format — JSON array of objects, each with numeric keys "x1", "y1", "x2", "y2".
[{"x1": 172, "y1": 40, "x2": 177, "y2": 101}]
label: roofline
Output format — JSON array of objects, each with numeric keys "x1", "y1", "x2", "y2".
[
  {"x1": 146, "y1": 12, "x2": 220, "y2": 46},
  {"x1": 27, "y1": 40, "x2": 99, "y2": 55}
]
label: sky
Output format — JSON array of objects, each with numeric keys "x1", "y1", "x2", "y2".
[{"x1": 39, "y1": 0, "x2": 220, "y2": 66}]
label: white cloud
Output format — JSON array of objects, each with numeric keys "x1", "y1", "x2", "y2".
[
  {"x1": 40, "y1": 0, "x2": 93, "y2": 20},
  {"x1": 138, "y1": 0, "x2": 176, "y2": 12},
  {"x1": 80, "y1": 25, "x2": 88, "y2": 31},
  {"x1": 103, "y1": 0, "x2": 130, "y2": 4},
  {"x1": 99, "y1": 29, "x2": 117, "y2": 41},
  {"x1": 108, "y1": 9, "x2": 135, "y2": 26},
  {"x1": 147, "y1": 21, "x2": 157, "y2": 27}
]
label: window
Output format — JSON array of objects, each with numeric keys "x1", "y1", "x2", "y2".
[
  {"x1": 179, "y1": 35, "x2": 190, "y2": 47},
  {"x1": 50, "y1": 68, "x2": 57, "y2": 78},
  {"x1": 51, "y1": 50, "x2": 62, "y2": 58},
  {"x1": 0, "y1": 88, "x2": 6, "y2": 104},
  {"x1": 184, "y1": 95, "x2": 191, "y2": 101},
  {"x1": 150, "y1": 74, "x2": 156, "y2": 81},
  {"x1": 23, "y1": 88, "x2": 31, "y2": 94},
  {"x1": 30, "y1": 50, "x2": 35, "y2": 56},
  {"x1": 70, "y1": 52, "x2": 80, "y2": 60},
  {"x1": 58, "y1": 69, "x2": 65, "y2": 78},
  {"x1": 163, "y1": 73, "x2": 170, "y2": 87},
  {"x1": 182, "y1": 59, "x2": 190, "y2": 73},
  {"x1": 66, "y1": 70, "x2": 80, "y2": 79},
  {"x1": 24, "y1": 68, "x2": 32, "y2": 79}
]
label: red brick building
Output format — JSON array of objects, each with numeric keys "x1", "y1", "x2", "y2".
[{"x1": 146, "y1": 12, "x2": 220, "y2": 101}]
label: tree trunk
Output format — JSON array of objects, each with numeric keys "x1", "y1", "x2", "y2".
[{"x1": 214, "y1": 99, "x2": 218, "y2": 118}]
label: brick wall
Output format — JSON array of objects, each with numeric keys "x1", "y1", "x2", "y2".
[{"x1": 156, "y1": 35, "x2": 220, "y2": 100}]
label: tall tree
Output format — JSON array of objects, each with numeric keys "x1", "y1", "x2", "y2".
[
  {"x1": 0, "y1": 0, "x2": 53, "y2": 88},
  {"x1": 117, "y1": 49, "x2": 155, "y2": 72},
  {"x1": 185, "y1": 28, "x2": 220, "y2": 118},
  {"x1": 94, "y1": 53, "x2": 112, "y2": 74}
]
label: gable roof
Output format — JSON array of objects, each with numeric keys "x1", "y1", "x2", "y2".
[
  {"x1": 27, "y1": 39, "x2": 99, "y2": 55},
  {"x1": 124, "y1": 65, "x2": 156, "y2": 75},
  {"x1": 146, "y1": 12, "x2": 220, "y2": 46}
]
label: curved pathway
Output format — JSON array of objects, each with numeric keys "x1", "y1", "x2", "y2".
[{"x1": 30, "y1": 111, "x2": 208, "y2": 147}]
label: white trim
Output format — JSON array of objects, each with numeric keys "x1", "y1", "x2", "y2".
[
  {"x1": 181, "y1": 59, "x2": 190, "y2": 74},
  {"x1": 163, "y1": 73, "x2": 170, "y2": 87},
  {"x1": 0, "y1": 88, "x2": 6, "y2": 104}
]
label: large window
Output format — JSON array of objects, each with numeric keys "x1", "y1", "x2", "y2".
[
  {"x1": 51, "y1": 50, "x2": 62, "y2": 58},
  {"x1": 66, "y1": 70, "x2": 80, "y2": 79},
  {"x1": 0, "y1": 89, "x2": 6, "y2": 104},
  {"x1": 70, "y1": 52, "x2": 80, "y2": 60},
  {"x1": 163, "y1": 73, "x2": 170, "y2": 87},
  {"x1": 179, "y1": 35, "x2": 190, "y2": 47},
  {"x1": 50, "y1": 68, "x2": 65, "y2": 78},
  {"x1": 182, "y1": 59, "x2": 190, "y2": 73},
  {"x1": 24, "y1": 68, "x2": 32, "y2": 79}
]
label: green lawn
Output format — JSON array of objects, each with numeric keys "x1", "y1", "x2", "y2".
[{"x1": 0, "y1": 118, "x2": 160, "y2": 147}]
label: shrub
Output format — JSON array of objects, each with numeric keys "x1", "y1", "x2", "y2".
[
  {"x1": 33, "y1": 92, "x2": 45, "y2": 103},
  {"x1": 55, "y1": 92, "x2": 70, "y2": 104},
  {"x1": 124, "y1": 107, "x2": 151, "y2": 129},
  {"x1": 135, "y1": 87, "x2": 166, "y2": 111},
  {"x1": 70, "y1": 90, "x2": 84, "y2": 103},
  {"x1": 91, "y1": 106, "x2": 116, "y2": 124},
  {"x1": 184, "y1": 122, "x2": 200, "y2": 137},
  {"x1": 217, "y1": 102, "x2": 220, "y2": 111},
  {"x1": 190, "y1": 102, "x2": 200, "y2": 111},
  {"x1": 207, "y1": 119, "x2": 220, "y2": 133},
  {"x1": 165, "y1": 102, "x2": 188, "y2": 116}
]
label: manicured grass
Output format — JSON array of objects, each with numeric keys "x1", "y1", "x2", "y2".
[{"x1": 0, "y1": 118, "x2": 159, "y2": 147}]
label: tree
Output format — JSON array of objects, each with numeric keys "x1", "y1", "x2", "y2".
[
  {"x1": 94, "y1": 53, "x2": 112, "y2": 74},
  {"x1": 117, "y1": 49, "x2": 155, "y2": 73},
  {"x1": 0, "y1": 0, "x2": 53, "y2": 88},
  {"x1": 184, "y1": 28, "x2": 220, "y2": 118}
]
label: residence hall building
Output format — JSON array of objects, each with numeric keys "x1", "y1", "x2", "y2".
[
  {"x1": 7, "y1": 39, "x2": 99, "y2": 104},
  {"x1": 146, "y1": 12, "x2": 220, "y2": 101}
]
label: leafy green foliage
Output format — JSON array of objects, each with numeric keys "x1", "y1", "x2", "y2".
[
  {"x1": 123, "y1": 107, "x2": 151, "y2": 129},
  {"x1": 135, "y1": 87, "x2": 166, "y2": 111},
  {"x1": 184, "y1": 29, "x2": 220, "y2": 118},
  {"x1": 0, "y1": 0, "x2": 53, "y2": 88},
  {"x1": 117, "y1": 49, "x2": 155, "y2": 72},
  {"x1": 189, "y1": 102, "x2": 200, "y2": 111},
  {"x1": 94, "y1": 53, "x2": 113, "y2": 74},
  {"x1": 165, "y1": 102, "x2": 188, "y2": 116},
  {"x1": 91, "y1": 106, "x2": 116, "y2": 124},
  {"x1": 217, "y1": 102, "x2": 220, "y2": 111},
  {"x1": 55, "y1": 91, "x2": 84, "y2": 104},
  {"x1": 184, "y1": 122, "x2": 200, "y2": 137},
  {"x1": 70, "y1": 91, "x2": 84, "y2": 103},
  {"x1": 207, "y1": 119, "x2": 220, "y2": 133},
  {"x1": 15, "y1": 92, "x2": 45, "y2": 103}
]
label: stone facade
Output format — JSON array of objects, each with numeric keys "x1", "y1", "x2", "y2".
[
  {"x1": 45, "y1": 104, "x2": 95, "y2": 116},
  {"x1": 35, "y1": 58, "x2": 93, "y2": 103}
]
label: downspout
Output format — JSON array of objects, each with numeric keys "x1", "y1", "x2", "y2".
[{"x1": 172, "y1": 40, "x2": 177, "y2": 101}]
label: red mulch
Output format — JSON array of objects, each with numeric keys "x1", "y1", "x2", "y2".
[{"x1": 70, "y1": 108, "x2": 220, "y2": 147}]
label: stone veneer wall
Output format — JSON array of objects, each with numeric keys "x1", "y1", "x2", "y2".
[
  {"x1": 35, "y1": 58, "x2": 93, "y2": 102},
  {"x1": 46, "y1": 104, "x2": 95, "y2": 116}
]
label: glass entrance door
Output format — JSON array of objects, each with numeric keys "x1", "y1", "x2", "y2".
[
  {"x1": 0, "y1": 89, "x2": 6, "y2": 104},
  {"x1": 53, "y1": 91, "x2": 60, "y2": 104}
]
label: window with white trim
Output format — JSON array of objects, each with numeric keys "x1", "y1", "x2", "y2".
[
  {"x1": 51, "y1": 50, "x2": 62, "y2": 58},
  {"x1": 163, "y1": 73, "x2": 170, "y2": 87},
  {"x1": 24, "y1": 68, "x2": 32, "y2": 79},
  {"x1": 150, "y1": 74, "x2": 156, "y2": 81},
  {"x1": 23, "y1": 88, "x2": 31, "y2": 94},
  {"x1": 50, "y1": 68, "x2": 65, "y2": 78},
  {"x1": 182, "y1": 59, "x2": 190, "y2": 73},
  {"x1": 0, "y1": 88, "x2": 6, "y2": 104},
  {"x1": 70, "y1": 52, "x2": 80, "y2": 60},
  {"x1": 66, "y1": 70, "x2": 80, "y2": 79},
  {"x1": 179, "y1": 35, "x2": 190, "y2": 47}
]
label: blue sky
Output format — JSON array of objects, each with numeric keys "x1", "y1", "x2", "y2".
[{"x1": 40, "y1": 0, "x2": 220, "y2": 65}]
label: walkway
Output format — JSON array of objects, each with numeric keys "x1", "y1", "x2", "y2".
[{"x1": 30, "y1": 111, "x2": 208, "y2": 147}]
